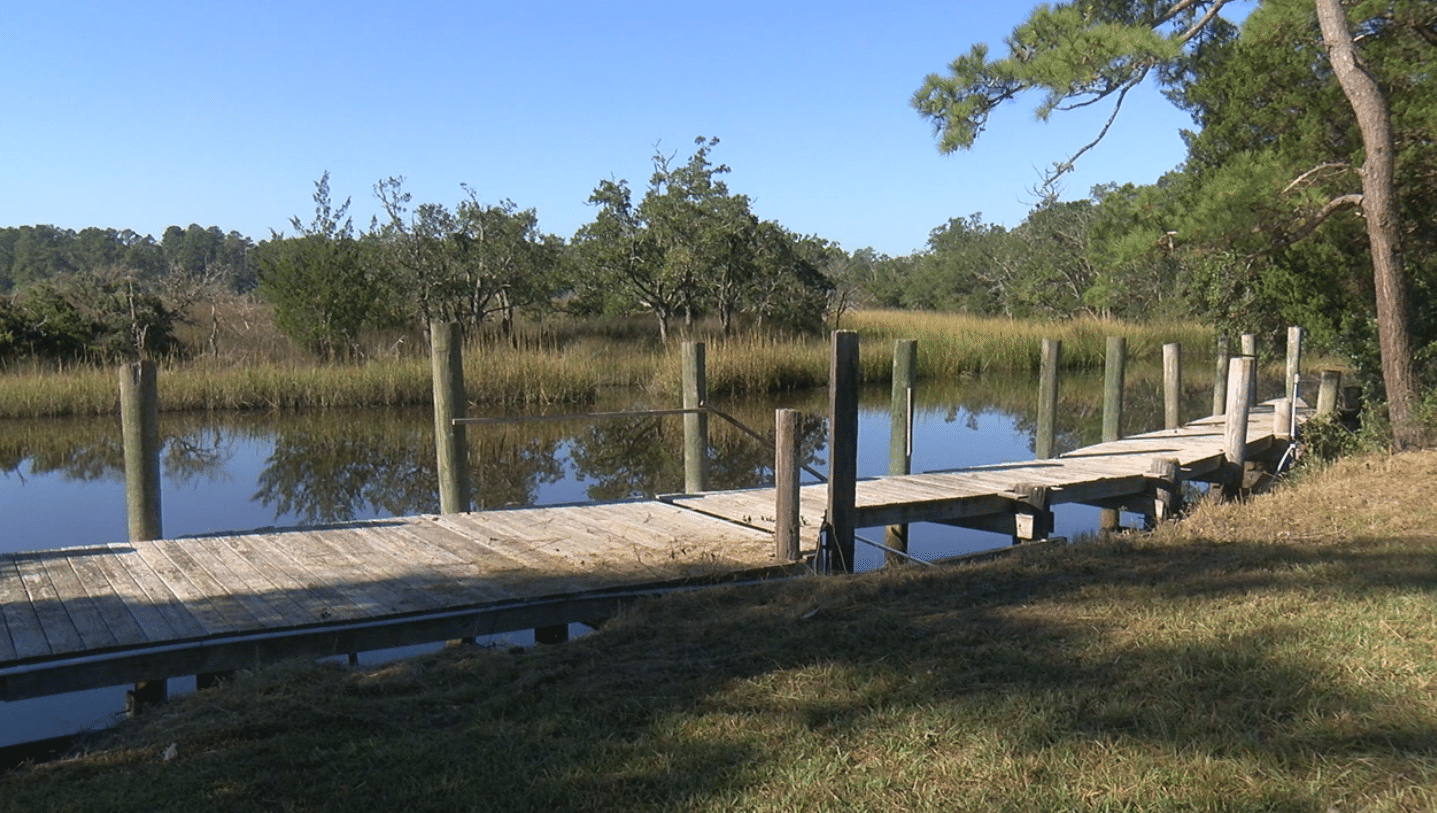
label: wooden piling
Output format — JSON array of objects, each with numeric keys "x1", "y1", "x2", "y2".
[
  {"x1": 885, "y1": 340, "x2": 916, "y2": 566},
  {"x1": 826, "y1": 330, "x2": 859, "y2": 573},
  {"x1": 120, "y1": 360, "x2": 168, "y2": 716},
  {"x1": 1212, "y1": 335, "x2": 1230, "y2": 417},
  {"x1": 1163, "y1": 342, "x2": 1181, "y2": 431},
  {"x1": 682, "y1": 341, "x2": 709, "y2": 494},
  {"x1": 1223, "y1": 356, "x2": 1255, "y2": 497},
  {"x1": 1102, "y1": 336, "x2": 1126, "y2": 444},
  {"x1": 1241, "y1": 333, "x2": 1258, "y2": 406},
  {"x1": 430, "y1": 322, "x2": 471, "y2": 514},
  {"x1": 1275, "y1": 398, "x2": 1294, "y2": 440},
  {"x1": 1317, "y1": 370, "x2": 1342, "y2": 416},
  {"x1": 1148, "y1": 457, "x2": 1182, "y2": 526},
  {"x1": 1101, "y1": 337, "x2": 1126, "y2": 531},
  {"x1": 1009, "y1": 483, "x2": 1053, "y2": 545},
  {"x1": 1036, "y1": 339, "x2": 1060, "y2": 459},
  {"x1": 120, "y1": 360, "x2": 162, "y2": 543},
  {"x1": 774, "y1": 408, "x2": 802, "y2": 563}
]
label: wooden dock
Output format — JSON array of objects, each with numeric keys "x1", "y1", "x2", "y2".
[{"x1": 0, "y1": 400, "x2": 1300, "y2": 704}]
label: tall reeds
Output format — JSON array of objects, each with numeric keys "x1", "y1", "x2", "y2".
[{"x1": 0, "y1": 312, "x2": 1214, "y2": 418}]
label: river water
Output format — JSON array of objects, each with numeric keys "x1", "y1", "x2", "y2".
[{"x1": 0, "y1": 373, "x2": 1202, "y2": 748}]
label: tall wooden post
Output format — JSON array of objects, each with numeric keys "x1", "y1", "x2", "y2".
[
  {"x1": 682, "y1": 341, "x2": 709, "y2": 494},
  {"x1": 1101, "y1": 337, "x2": 1126, "y2": 532},
  {"x1": 1212, "y1": 335, "x2": 1230, "y2": 417},
  {"x1": 1223, "y1": 356, "x2": 1255, "y2": 498},
  {"x1": 1285, "y1": 326, "x2": 1304, "y2": 403},
  {"x1": 774, "y1": 408, "x2": 802, "y2": 563},
  {"x1": 885, "y1": 340, "x2": 916, "y2": 566},
  {"x1": 1102, "y1": 336, "x2": 1126, "y2": 445},
  {"x1": 431, "y1": 322, "x2": 471, "y2": 514},
  {"x1": 826, "y1": 330, "x2": 859, "y2": 574},
  {"x1": 1163, "y1": 342, "x2": 1182, "y2": 431},
  {"x1": 120, "y1": 360, "x2": 166, "y2": 714},
  {"x1": 1036, "y1": 339, "x2": 1061, "y2": 459},
  {"x1": 1317, "y1": 370, "x2": 1342, "y2": 416},
  {"x1": 1241, "y1": 333, "x2": 1258, "y2": 406},
  {"x1": 121, "y1": 360, "x2": 162, "y2": 543}
]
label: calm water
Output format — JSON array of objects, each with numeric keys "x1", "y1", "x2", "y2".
[{"x1": 0, "y1": 373, "x2": 1201, "y2": 747}]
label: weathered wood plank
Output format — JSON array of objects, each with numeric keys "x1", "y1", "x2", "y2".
[
  {"x1": 60, "y1": 551, "x2": 148, "y2": 648},
  {"x1": 283, "y1": 530, "x2": 440, "y2": 617},
  {"x1": 179, "y1": 536, "x2": 316, "y2": 629},
  {"x1": 0, "y1": 556, "x2": 48, "y2": 660},
  {"x1": 82, "y1": 546, "x2": 196, "y2": 645},
  {"x1": 10, "y1": 552, "x2": 84, "y2": 656},
  {"x1": 130, "y1": 539, "x2": 257, "y2": 635},
  {"x1": 222, "y1": 532, "x2": 378, "y2": 623}
]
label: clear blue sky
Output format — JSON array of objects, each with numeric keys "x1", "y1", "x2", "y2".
[{"x1": 4, "y1": 1, "x2": 1219, "y2": 257}]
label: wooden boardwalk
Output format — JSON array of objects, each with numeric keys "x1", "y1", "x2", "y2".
[
  {"x1": 670, "y1": 401, "x2": 1297, "y2": 535},
  {"x1": 0, "y1": 401, "x2": 1299, "y2": 703}
]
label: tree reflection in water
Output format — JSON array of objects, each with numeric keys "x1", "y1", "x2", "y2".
[{"x1": 2, "y1": 364, "x2": 1219, "y2": 535}]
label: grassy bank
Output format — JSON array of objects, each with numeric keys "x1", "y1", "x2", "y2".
[
  {"x1": 0, "y1": 311, "x2": 1216, "y2": 418},
  {"x1": 5, "y1": 450, "x2": 1436, "y2": 811}
]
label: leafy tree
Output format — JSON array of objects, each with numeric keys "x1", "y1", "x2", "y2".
[
  {"x1": 745, "y1": 224, "x2": 835, "y2": 335},
  {"x1": 255, "y1": 173, "x2": 380, "y2": 360},
  {"x1": 574, "y1": 137, "x2": 832, "y2": 339},
  {"x1": 374, "y1": 179, "x2": 566, "y2": 335},
  {"x1": 914, "y1": 0, "x2": 1433, "y2": 447}
]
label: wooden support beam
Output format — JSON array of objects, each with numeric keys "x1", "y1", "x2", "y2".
[
  {"x1": 1163, "y1": 343, "x2": 1182, "y2": 431},
  {"x1": 682, "y1": 341, "x2": 708, "y2": 494},
  {"x1": 430, "y1": 321, "x2": 471, "y2": 514},
  {"x1": 885, "y1": 339, "x2": 917, "y2": 567},
  {"x1": 826, "y1": 330, "x2": 860, "y2": 574},
  {"x1": 1036, "y1": 339, "x2": 1061, "y2": 459},
  {"x1": 1212, "y1": 335, "x2": 1230, "y2": 417},
  {"x1": 1147, "y1": 457, "x2": 1182, "y2": 527},
  {"x1": 774, "y1": 408, "x2": 802, "y2": 563}
]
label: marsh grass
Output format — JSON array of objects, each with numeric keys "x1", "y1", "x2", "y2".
[
  {"x1": 0, "y1": 311, "x2": 1215, "y2": 417},
  {"x1": 6, "y1": 450, "x2": 1437, "y2": 811}
]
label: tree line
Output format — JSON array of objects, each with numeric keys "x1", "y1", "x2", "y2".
[{"x1": 0, "y1": 138, "x2": 845, "y2": 364}]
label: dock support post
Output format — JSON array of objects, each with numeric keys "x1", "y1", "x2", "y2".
[
  {"x1": 885, "y1": 340, "x2": 916, "y2": 566},
  {"x1": 1241, "y1": 333, "x2": 1258, "y2": 406},
  {"x1": 120, "y1": 360, "x2": 168, "y2": 715},
  {"x1": 1101, "y1": 336, "x2": 1126, "y2": 531},
  {"x1": 121, "y1": 360, "x2": 162, "y2": 542},
  {"x1": 826, "y1": 330, "x2": 859, "y2": 574},
  {"x1": 1223, "y1": 356, "x2": 1255, "y2": 498},
  {"x1": 1009, "y1": 484, "x2": 1053, "y2": 545},
  {"x1": 1317, "y1": 370, "x2": 1342, "y2": 416},
  {"x1": 1163, "y1": 342, "x2": 1182, "y2": 431},
  {"x1": 1275, "y1": 399, "x2": 1294, "y2": 440},
  {"x1": 1036, "y1": 339, "x2": 1061, "y2": 459},
  {"x1": 431, "y1": 321, "x2": 471, "y2": 514},
  {"x1": 1286, "y1": 326, "x2": 1304, "y2": 401},
  {"x1": 775, "y1": 409, "x2": 802, "y2": 563},
  {"x1": 1147, "y1": 457, "x2": 1183, "y2": 527},
  {"x1": 682, "y1": 341, "x2": 708, "y2": 494},
  {"x1": 1212, "y1": 336, "x2": 1230, "y2": 417}
]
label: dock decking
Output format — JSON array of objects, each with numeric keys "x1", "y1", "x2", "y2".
[{"x1": 1, "y1": 401, "x2": 1300, "y2": 703}]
